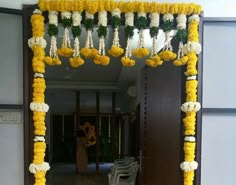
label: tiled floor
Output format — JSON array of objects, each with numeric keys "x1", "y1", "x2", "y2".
[{"x1": 47, "y1": 163, "x2": 113, "y2": 185}]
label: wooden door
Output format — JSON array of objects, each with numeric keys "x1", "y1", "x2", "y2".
[{"x1": 139, "y1": 63, "x2": 184, "y2": 185}]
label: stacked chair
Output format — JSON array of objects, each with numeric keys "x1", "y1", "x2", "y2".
[{"x1": 108, "y1": 157, "x2": 139, "y2": 185}]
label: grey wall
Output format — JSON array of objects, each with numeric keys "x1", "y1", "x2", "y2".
[
  {"x1": 202, "y1": 21, "x2": 236, "y2": 185},
  {"x1": 0, "y1": 13, "x2": 23, "y2": 185}
]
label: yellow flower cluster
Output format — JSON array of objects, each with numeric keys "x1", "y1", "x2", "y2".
[
  {"x1": 34, "y1": 171, "x2": 46, "y2": 185},
  {"x1": 33, "y1": 78, "x2": 46, "y2": 103},
  {"x1": 32, "y1": 46, "x2": 46, "y2": 73},
  {"x1": 173, "y1": 56, "x2": 189, "y2": 66},
  {"x1": 146, "y1": 55, "x2": 163, "y2": 67},
  {"x1": 121, "y1": 57, "x2": 135, "y2": 67},
  {"x1": 133, "y1": 48, "x2": 150, "y2": 59},
  {"x1": 183, "y1": 112, "x2": 196, "y2": 136},
  {"x1": 188, "y1": 20, "x2": 199, "y2": 42},
  {"x1": 158, "y1": 50, "x2": 177, "y2": 62},
  {"x1": 69, "y1": 57, "x2": 85, "y2": 67},
  {"x1": 80, "y1": 48, "x2": 98, "y2": 58},
  {"x1": 57, "y1": 47, "x2": 74, "y2": 58},
  {"x1": 184, "y1": 171, "x2": 195, "y2": 185},
  {"x1": 93, "y1": 54, "x2": 110, "y2": 66},
  {"x1": 186, "y1": 80, "x2": 198, "y2": 102},
  {"x1": 38, "y1": 0, "x2": 201, "y2": 15},
  {"x1": 108, "y1": 46, "x2": 124, "y2": 57},
  {"x1": 33, "y1": 112, "x2": 46, "y2": 136},
  {"x1": 31, "y1": 14, "x2": 44, "y2": 37},
  {"x1": 33, "y1": 142, "x2": 46, "y2": 164},
  {"x1": 184, "y1": 142, "x2": 196, "y2": 161},
  {"x1": 44, "y1": 56, "x2": 62, "y2": 65}
]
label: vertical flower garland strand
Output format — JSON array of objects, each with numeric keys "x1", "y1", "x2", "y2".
[
  {"x1": 133, "y1": 2, "x2": 149, "y2": 59},
  {"x1": 44, "y1": 11, "x2": 62, "y2": 65},
  {"x1": 80, "y1": 0, "x2": 98, "y2": 59},
  {"x1": 93, "y1": 8, "x2": 110, "y2": 65},
  {"x1": 180, "y1": 14, "x2": 201, "y2": 185},
  {"x1": 158, "y1": 13, "x2": 177, "y2": 62},
  {"x1": 108, "y1": 8, "x2": 124, "y2": 57},
  {"x1": 28, "y1": 9, "x2": 50, "y2": 185},
  {"x1": 69, "y1": 11, "x2": 84, "y2": 67},
  {"x1": 145, "y1": 12, "x2": 163, "y2": 67},
  {"x1": 57, "y1": 11, "x2": 74, "y2": 57}
]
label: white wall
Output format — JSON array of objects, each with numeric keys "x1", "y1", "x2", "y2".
[
  {"x1": 1, "y1": 0, "x2": 236, "y2": 17},
  {"x1": 0, "y1": 13, "x2": 23, "y2": 185}
]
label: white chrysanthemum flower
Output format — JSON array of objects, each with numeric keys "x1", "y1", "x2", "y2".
[
  {"x1": 183, "y1": 41, "x2": 202, "y2": 54},
  {"x1": 176, "y1": 14, "x2": 187, "y2": 29},
  {"x1": 28, "y1": 37, "x2": 47, "y2": 48},
  {"x1": 30, "y1": 102, "x2": 49, "y2": 112},
  {"x1": 138, "y1": 12, "x2": 146, "y2": 18},
  {"x1": 34, "y1": 136, "x2": 45, "y2": 142},
  {"x1": 61, "y1": 11, "x2": 71, "y2": 19},
  {"x1": 184, "y1": 136, "x2": 196, "y2": 142},
  {"x1": 29, "y1": 162, "x2": 50, "y2": 174},
  {"x1": 33, "y1": 9, "x2": 42, "y2": 15},
  {"x1": 98, "y1": 11, "x2": 107, "y2": 26},
  {"x1": 49, "y1": 11, "x2": 58, "y2": 26},
  {"x1": 86, "y1": 12, "x2": 94, "y2": 19},
  {"x1": 72, "y1": 11, "x2": 82, "y2": 26},
  {"x1": 163, "y1": 13, "x2": 174, "y2": 22},
  {"x1": 180, "y1": 161, "x2": 198, "y2": 172},
  {"x1": 187, "y1": 76, "x2": 197, "y2": 80},
  {"x1": 181, "y1": 102, "x2": 201, "y2": 112},
  {"x1": 111, "y1": 8, "x2": 121, "y2": 17},
  {"x1": 149, "y1": 13, "x2": 160, "y2": 28},
  {"x1": 34, "y1": 73, "x2": 44, "y2": 78},
  {"x1": 189, "y1": 14, "x2": 200, "y2": 23},
  {"x1": 125, "y1": 12, "x2": 134, "y2": 26}
]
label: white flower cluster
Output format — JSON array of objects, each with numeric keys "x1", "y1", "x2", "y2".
[
  {"x1": 111, "y1": 8, "x2": 121, "y2": 17},
  {"x1": 138, "y1": 12, "x2": 146, "y2": 18},
  {"x1": 33, "y1": 9, "x2": 42, "y2": 15},
  {"x1": 61, "y1": 11, "x2": 71, "y2": 19},
  {"x1": 34, "y1": 73, "x2": 44, "y2": 78},
  {"x1": 149, "y1": 13, "x2": 160, "y2": 28},
  {"x1": 189, "y1": 14, "x2": 200, "y2": 23},
  {"x1": 125, "y1": 12, "x2": 134, "y2": 26},
  {"x1": 163, "y1": 13, "x2": 174, "y2": 22},
  {"x1": 28, "y1": 37, "x2": 47, "y2": 49},
  {"x1": 180, "y1": 161, "x2": 198, "y2": 172},
  {"x1": 30, "y1": 102, "x2": 49, "y2": 112},
  {"x1": 184, "y1": 136, "x2": 196, "y2": 142},
  {"x1": 98, "y1": 11, "x2": 107, "y2": 27},
  {"x1": 183, "y1": 41, "x2": 202, "y2": 54},
  {"x1": 187, "y1": 75, "x2": 197, "y2": 80},
  {"x1": 29, "y1": 162, "x2": 50, "y2": 174},
  {"x1": 86, "y1": 12, "x2": 94, "y2": 19},
  {"x1": 34, "y1": 136, "x2": 45, "y2": 142},
  {"x1": 176, "y1": 14, "x2": 187, "y2": 29},
  {"x1": 181, "y1": 102, "x2": 201, "y2": 112},
  {"x1": 49, "y1": 11, "x2": 58, "y2": 26},
  {"x1": 72, "y1": 11, "x2": 82, "y2": 26}
]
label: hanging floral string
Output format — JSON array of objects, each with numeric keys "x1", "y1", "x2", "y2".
[
  {"x1": 93, "y1": 9, "x2": 110, "y2": 65},
  {"x1": 133, "y1": 2, "x2": 149, "y2": 59},
  {"x1": 69, "y1": 11, "x2": 84, "y2": 67},
  {"x1": 108, "y1": 8, "x2": 124, "y2": 57},
  {"x1": 158, "y1": 13, "x2": 177, "y2": 61},
  {"x1": 173, "y1": 13, "x2": 188, "y2": 66},
  {"x1": 179, "y1": 14, "x2": 201, "y2": 185},
  {"x1": 145, "y1": 13, "x2": 163, "y2": 67},
  {"x1": 57, "y1": 11, "x2": 74, "y2": 57},
  {"x1": 44, "y1": 11, "x2": 61, "y2": 65},
  {"x1": 28, "y1": 9, "x2": 50, "y2": 185},
  {"x1": 120, "y1": 12, "x2": 135, "y2": 67}
]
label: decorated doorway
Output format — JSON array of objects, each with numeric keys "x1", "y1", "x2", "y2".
[{"x1": 23, "y1": 1, "x2": 202, "y2": 185}]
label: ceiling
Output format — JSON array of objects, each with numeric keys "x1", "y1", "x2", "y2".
[{"x1": 44, "y1": 25, "x2": 169, "y2": 91}]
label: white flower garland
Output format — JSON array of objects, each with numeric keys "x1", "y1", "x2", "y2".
[
  {"x1": 49, "y1": 11, "x2": 58, "y2": 26},
  {"x1": 72, "y1": 11, "x2": 82, "y2": 58},
  {"x1": 28, "y1": 37, "x2": 47, "y2": 49},
  {"x1": 180, "y1": 161, "x2": 198, "y2": 172},
  {"x1": 111, "y1": 8, "x2": 121, "y2": 47},
  {"x1": 34, "y1": 73, "x2": 44, "y2": 78},
  {"x1": 137, "y1": 12, "x2": 147, "y2": 49},
  {"x1": 124, "y1": 12, "x2": 134, "y2": 58},
  {"x1": 176, "y1": 14, "x2": 187, "y2": 59},
  {"x1": 149, "y1": 13, "x2": 160, "y2": 56},
  {"x1": 61, "y1": 11, "x2": 72, "y2": 48},
  {"x1": 187, "y1": 75, "x2": 197, "y2": 80},
  {"x1": 188, "y1": 14, "x2": 200, "y2": 23},
  {"x1": 184, "y1": 136, "x2": 196, "y2": 142},
  {"x1": 181, "y1": 102, "x2": 201, "y2": 112},
  {"x1": 163, "y1": 13, "x2": 174, "y2": 51},
  {"x1": 34, "y1": 136, "x2": 45, "y2": 142},
  {"x1": 85, "y1": 12, "x2": 94, "y2": 49},
  {"x1": 29, "y1": 162, "x2": 50, "y2": 174},
  {"x1": 30, "y1": 102, "x2": 49, "y2": 112},
  {"x1": 98, "y1": 11, "x2": 107, "y2": 56},
  {"x1": 33, "y1": 9, "x2": 42, "y2": 15},
  {"x1": 183, "y1": 41, "x2": 202, "y2": 55}
]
